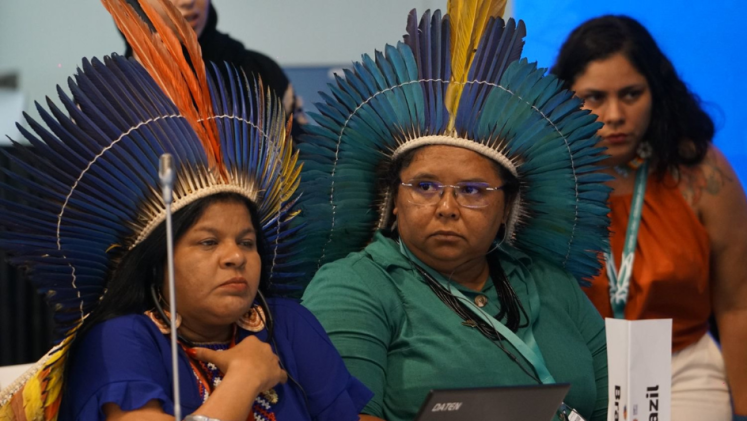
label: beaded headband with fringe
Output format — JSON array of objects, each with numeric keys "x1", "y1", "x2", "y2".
[
  {"x1": 295, "y1": 0, "x2": 611, "y2": 286},
  {"x1": 0, "y1": 0, "x2": 301, "y2": 419}
]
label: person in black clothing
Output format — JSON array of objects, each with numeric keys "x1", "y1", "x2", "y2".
[{"x1": 123, "y1": 0, "x2": 307, "y2": 135}]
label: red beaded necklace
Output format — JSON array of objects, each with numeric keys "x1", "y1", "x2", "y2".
[{"x1": 179, "y1": 326, "x2": 278, "y2": 421}]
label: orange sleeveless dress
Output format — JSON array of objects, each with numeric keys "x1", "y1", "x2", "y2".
[{"x1": 585, "y1": 172, "x2": 711, "y2": 352}]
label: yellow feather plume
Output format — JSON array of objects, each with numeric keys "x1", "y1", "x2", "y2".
[
  {"x1": 445, "y1": 0, "x2": 507, "y2": 133},
  {"x1": 0, "y1": 331, "x2": 76, "y2": 421}
]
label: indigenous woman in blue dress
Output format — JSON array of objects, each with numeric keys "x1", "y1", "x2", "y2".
[
  {"x1": 60, "y1": 193, "x2": 370, "y2": 421},
  {"x1": 0, "y1": 0, "x2": 370, "y2": 420}
]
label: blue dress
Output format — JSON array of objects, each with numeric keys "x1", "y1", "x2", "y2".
[{"x1": 59, "y1": 298, "x2": 372, "y2": 420}]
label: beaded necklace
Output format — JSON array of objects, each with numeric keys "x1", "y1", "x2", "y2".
[{"x1": 178, "y1": 327, "x2": 279, "y2": 421}]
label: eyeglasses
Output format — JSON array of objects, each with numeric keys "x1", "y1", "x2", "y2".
[{"x1": 400, "y1": 180, "x2": 506, "y2": 209}]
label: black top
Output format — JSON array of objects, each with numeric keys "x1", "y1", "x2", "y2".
[{"x1": 123, "y1": 4, "x2": 290, "y2": 103}]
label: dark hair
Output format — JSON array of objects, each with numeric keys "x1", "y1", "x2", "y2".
[
  {"x1": 382, "y1": 146, "x2": 525, "y2": 331},
  {"x1": 79, "y1": 192, "x2": 267, "y2": 336},
  {"x1": 550, "y1": 15, "x2": 714, "y2": 176}
]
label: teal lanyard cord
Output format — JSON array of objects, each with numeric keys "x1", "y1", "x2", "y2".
[
  {"x1": 605, "y1": 161, "x2": 649, "y2": 319},
  {"x1": 399, "y1": 241, "x2": 556, "y2": 384}
]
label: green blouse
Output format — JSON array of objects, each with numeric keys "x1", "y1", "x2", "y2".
[{"x1": 302, "y1": 232, "x2": 608, "y2": 421}]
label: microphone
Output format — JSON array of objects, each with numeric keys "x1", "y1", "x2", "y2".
[
  {"x1": 159, "y1": 153, "x2": 182, "y2": 420},
  {"x1": 159, "y1": 153, "x2": 175, "y2": 205}
]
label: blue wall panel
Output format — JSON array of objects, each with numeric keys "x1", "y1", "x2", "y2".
[{"x1": 514, "y1": 0, "x2": 747, "y2": 185}]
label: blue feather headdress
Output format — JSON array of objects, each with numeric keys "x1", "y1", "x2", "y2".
[
  {"x1": 0, "y1": 0, "x2": 300, "y2": 418},
  {"x1": 296, "y1": 3, "x2": 611, "y2": 284}
]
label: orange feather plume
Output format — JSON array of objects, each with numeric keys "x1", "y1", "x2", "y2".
[{"x1": 100, "y1": 0, "x2": 225, "y2": 178}]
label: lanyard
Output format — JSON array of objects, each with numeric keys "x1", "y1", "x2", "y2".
[
  {"x1": 398, "y1": 241, "x2": 556, "y2": 384},
  {"x1": 605, "y1": 161, "x2": 649, "y2": 319}
]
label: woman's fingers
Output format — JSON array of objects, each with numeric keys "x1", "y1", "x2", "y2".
[
  {"x1": 277, "y1": 366, "x2": 288, "y2": 384},
  {"x1": 188, "y1": 336, "x2": 287, "y2": 389},
  {"x1": 188, "y1": 346, "x2": 213, "y2": 363}
]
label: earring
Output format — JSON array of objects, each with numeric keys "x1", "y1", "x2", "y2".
[
  {"x1": 147, "y1": 282, "x2": 181, "y2": 334},
  {"x1": 237, "y1": 304, "x2": 266, "y2": 332},
  {"x1": 145, "y1": 309, "x2": 182, "y2": 334},
  {"x1": 627, "y1": 141, "x2": 652, "y2": 171},
  {"x1": 637, "y1": 141, "x2": 653, "y2": 159},
  {"x1": 489, "y1": 224, "x2": 508, "y2": 253}
]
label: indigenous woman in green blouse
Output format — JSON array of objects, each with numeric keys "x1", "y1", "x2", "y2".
[{"x1": 296, "y1": 2, "x2": 611, "y2": 421}]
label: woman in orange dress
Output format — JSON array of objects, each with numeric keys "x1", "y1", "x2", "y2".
[{"x1": 552, "y1": 15, "x2": 747, "y2": 421}]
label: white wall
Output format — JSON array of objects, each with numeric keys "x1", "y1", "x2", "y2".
[
  {"x1": 0, "y1": 0, "x2": 451, "y2": 130},
  {"x1": 0, "y1": 1, "x2": 123, "y2": 123},
  {"x1": 217, "y1": 0, "x2": 447, "y2": 66}
]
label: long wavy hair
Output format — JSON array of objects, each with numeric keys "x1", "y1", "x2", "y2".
[{"x1": 550, "y1": 15, "x2": 714, "y2": 176}]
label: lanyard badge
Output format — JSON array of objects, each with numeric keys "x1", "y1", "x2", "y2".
[
  {"x1": 558, "y1": 402, "x2": 586, "y2": 421},
  {"x1": 604, "y1": 161, "x2": 649, "y2": 319},
  {"x1": 398, "y1": 240, "x2": 557, "y2": 384}
]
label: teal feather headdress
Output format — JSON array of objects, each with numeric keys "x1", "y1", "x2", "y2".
[
  {"x1": 0, "y1": 0, "x2": 301, "y2": 418},
  {"x1": 296, "y1": 6, "x2": 611, "y2": 285}
]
